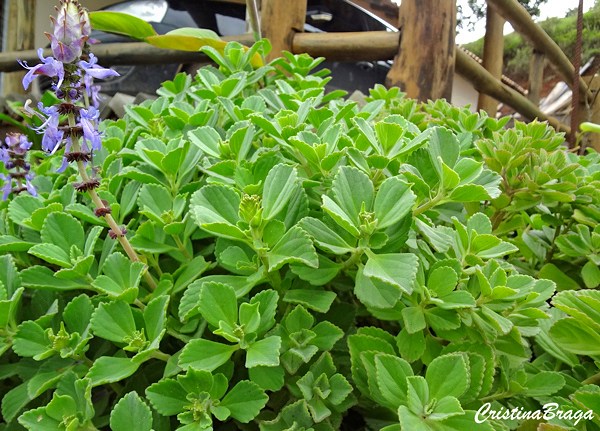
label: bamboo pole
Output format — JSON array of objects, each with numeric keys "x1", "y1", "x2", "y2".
[
  {"x1": 477, "y1": 5, "x2": 505, "y2": 116},
  {"x1": 486, "y1": 0, "x2": 592, "y2": 103},
  {"x1": 0, "y1": 35, "x2": 256, "y2": 73},
  {"x1": 3, "y1": 0, "x2": 36, "y2": 96},
  {"x1": 261, "y1": 0, "x2": 306, "y2": 62},
  {"x1": 527, "y1": 50, "x2": 545, "y2": 106},
  {"x1": 385, "y1": 0, "x2": 457, "y2": 102},
  {"x1": 292, "y1": 31, "x2": 399, "y2": 61},
  {"x1": 455, "y1": 48, "x2": 571, "y2": 136}
]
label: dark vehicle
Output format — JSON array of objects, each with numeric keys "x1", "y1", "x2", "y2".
[{"x1": 38, "y1": 0, "x2": 397, "y2": 96}]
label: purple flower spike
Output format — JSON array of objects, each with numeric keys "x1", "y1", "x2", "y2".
[
  {"x1": 48, "y1": 0, "x2": 90, "y2": 62},
  {"x1": 19, "y1": 48, "x2": 65, "y2": 90}
]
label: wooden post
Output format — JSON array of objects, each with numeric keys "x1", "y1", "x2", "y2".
[
  {"x1": 385, "y1": 0, "x2": 457, "y2": 102},
  {"x1": 261, "y1": 0, "x2": 306, "y2": 62},
  {"x1": 527, "y1": 50, "x2": 545, "y2": 106},
  {"x1": 477, "y1": 5, "x2": 505, "y2": 116},
  {"x1": 3, "y1": 0, "x2": 36, "y2": 96}
]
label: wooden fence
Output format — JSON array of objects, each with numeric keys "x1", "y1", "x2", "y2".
[{"x1": 0, "y1": 0, "x2": 592, "y2": 144}]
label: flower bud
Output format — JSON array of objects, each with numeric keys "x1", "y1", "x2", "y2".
[{"x1": 47, "y1": 0, "x2": 89, "y2": 62}]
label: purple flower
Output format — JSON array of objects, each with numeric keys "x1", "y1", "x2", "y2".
[
  {"x1": 79, "y1": 106, "x2": 102, "y2": 151},
  {"x1": 0, "y1": 133, "x2": 37, "y2": 200},
  {"x1": 0, "y1": 174, "x2": 12, "y2": 201},
  {"x1": 18, "y1": 48, "x2": 65, "y2": 90},
  {"x1": 78, "y1": 54, "x2": 120, "y2": 80},
  {"x1": 56, "y1": 136, "x2": 73, "y2": 173},
  {"x1": 84, "y1": 73, "x2": 102, "y2": 108},
  {"x1": 34, "y1": 105, "x2": 64, "y2": 154}
]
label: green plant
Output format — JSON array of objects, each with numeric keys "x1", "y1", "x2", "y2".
[{"x1": 2, "y1": 3, "x2": 600, "y2": 431}]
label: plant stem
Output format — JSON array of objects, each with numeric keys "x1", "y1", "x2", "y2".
[
  {"x1": 150, "y1": 350, "x2": 171, "y2": 362},
  {"x1": 413, "y1": 193, "x2": 445, "y2": 216},
  {"x1": 67, "y1": 113, "x2": 157, "y2": 291},
  {"x1": 583, "y1": 371, "x2": 600, "y2": 385},
  {"x1": 173, "y1": 234, "x2": 192, "y2": 261}
]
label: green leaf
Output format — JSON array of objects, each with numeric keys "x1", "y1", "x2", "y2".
[
  {"x1": 19, "y1": 406, "x2": 64, "y2": 431},
  {"x1": 290, "y1": 255, "x2": 342, "y2": 286},
  {"x1": 146, "y1": 379, "x2": 188, "y2": 416},
  {"x1": 188, "y1": 126, "x2": 221, "y2": 157},
  {"x1": 87, "y1": 356, "x2": 140, "y2": 386},
  {"x1": 299, "y1": 217, "x2": 355, "y2": 254},
  {"x1": 245, "y1": 336, "x2": 281, "y2": 368},
  {"x1": 523, "y1": 371, "x2": 565, "y2": 397},
  {"x1": 20, "y1": 265, "x2": 89, "y2": 290},
  {"x1": 216, "y1": 381, "x2": 267, "y2": 423},
  {"x1": 40, "y1": 212, "x2": 84, "y2": 255},
  {"x1": 402, "y1": 307, "x2": 426, "y2": 334},
  {"x1": 173, "y1": 256, "x2": 210, "y2": 293},
  {"x1": 549, "y1": 317, "x2": 600, "y2": 355},
  {"x1": 426, "y1": 353, "x2": 469, "y2": 399},
  {"x1": 582, "y1": 260, "x2": 600, "y2": 288},
  {"x1": 28, "y1": 243, "x2": 71, "y2": 267},
  {"x1": 539, "y1": 263, "x2": 582, "y2": 291},
  {"x1": 110, "y1": 392, "x2": 153, "y2": 431},
  {"x1": 428, "y1": 266, "x2": 458, "y2": 297},
  {"x1": 144, "y1": 295, "x2": 169, "y2": 344},
  {"x1": 13, "y1": 321, "x2": 51, "y2": 359},
  {"x1": 249, "y1": 365, "x2": 285, "y2": 391},
  {"x1": 268, "y1": 226, "x2": 318, "y2": 271},
  {"x1": 283, "y1": 289, "x2": 337, "y2": 313},
  {"x1": 250, "y1": 289, "x2": 279, "y2": 336},
  {"x1": 179, "y1": 339, "x2": 238, "y2": 372},
  {"x1": 90, "y1": 11, "x2": 157, "y2": 40},
  {"x1": 374, "y1": 353, "x2": 413, "y2": 408},
  {"x1": 90, "y1": 300, "x2": 135, "y2": 343},
  {"x1": 428, "y1": 396, "x2": 464, "y2": 421},
  {"x1": 198, "y1": 282, "x2": 238, "y2": 329},
  {"x1": 191, "y1": 185, "x2": 245, "y2": 239},
  {"x1": 331, "y1": 166, "x2": 374, "y2": 224},
  {"x1": 92, "y1": 253, "x2": 145, "y2": 300},
  {"x1": 363, "y1": 252, "x2": 418, "y2": 294},
  {"x1": 396, "y1": 329, "x2": 425, "y2": 363},
  {"x1": 374, "y1": 177, "x2": 416, "y2": 229},
  {"x1": 138, "y1": 184, "x2": 172, "y2": 226},
  {"x1": 355, "y1": 266, "x2": 401, "y2": 309},
  {"x1": 311, "y1": 321, "x2": 344, "y2": 351},
  {"x1": 262, "y1": 164, "x2": 298, "y2": 220}
]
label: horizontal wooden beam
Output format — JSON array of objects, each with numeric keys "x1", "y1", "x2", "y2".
[
  {"x1": 0, "y1": 34, "x2": 256, "y2": 73},
  {"x1": 486, "y1": 0, "x2": 592, "y2": 103},
  {"x1": 0, "y1": 31, "x2": 570, "y2": 137},
  {"x1": 455, "y1": 48, "x2": 571, "y2": 136}
]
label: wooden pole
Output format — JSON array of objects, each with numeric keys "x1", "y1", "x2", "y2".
[
  {"x1": 456, "y1": 48, "x2": 570, "y2": 137},
  {"x1": 3, "y1": 0, "x2": 36, "y2": 96},
  {"x1": 261, "y1": 0, "x2": 306, "y2": 62},
  {"x1": 385, "y1": 0, "x2": 457, "y2": 102},
  {"x1": 486, "y1": 0, "x2": 592, "y2": 103},
  {"x1": 477, "y1": 4, "x2": 505, "y2": 116},
  {"x1": 527, "y1": 50, "x2": 545, "y2": 106}
]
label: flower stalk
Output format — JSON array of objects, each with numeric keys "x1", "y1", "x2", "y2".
[{"x1": 16, "y1": 0, "x2": 158, "y2": 291}]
